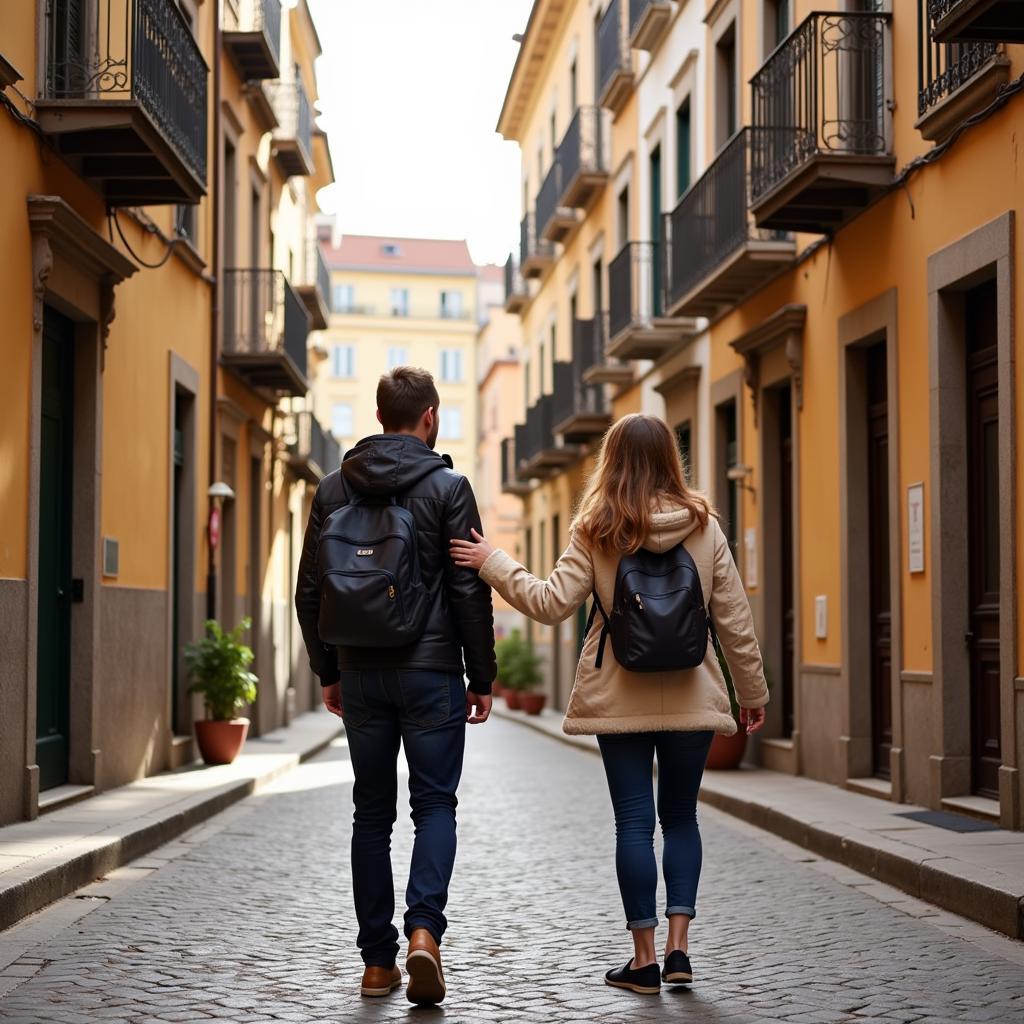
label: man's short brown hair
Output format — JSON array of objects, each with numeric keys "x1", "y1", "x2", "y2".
[{"x1": 377, "y1": 366, "x2": 440, "y2": 432}]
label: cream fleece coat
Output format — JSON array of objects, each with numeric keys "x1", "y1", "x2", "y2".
[{"x1": 480, "y1": 505, "x2": 769, "y2": 736}]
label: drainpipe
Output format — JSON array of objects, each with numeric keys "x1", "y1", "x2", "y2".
[{"x1": 206, "y1": 7, "x2": 222, "y2": 623}]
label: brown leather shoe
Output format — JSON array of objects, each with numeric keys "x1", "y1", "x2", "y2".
[
  {"x1": 406, "y1": 928, "x2": 445, "y2": 1005},
  {"x1": 360, "y1": 964, "x2": 402, "y2": 998}
]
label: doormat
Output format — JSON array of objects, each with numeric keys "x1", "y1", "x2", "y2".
[{"x1": 895, "y1": 810, "x2": 1001, "y2": 833}]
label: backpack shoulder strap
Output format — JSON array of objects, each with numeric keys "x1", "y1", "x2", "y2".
[{"x1": 586, "y1": 589, "x2": 611, "y2": 670}]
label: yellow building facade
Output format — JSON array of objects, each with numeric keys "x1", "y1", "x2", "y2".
[
  {"x1": 499, "y1": 0, "x2": 1024, "y2": 828},
  {"x1": 0, "y1": 0, "x2": 335, "y2": 825},
  {"x1": 315, "y1": 234, "x2": 481, "y2": 486}
]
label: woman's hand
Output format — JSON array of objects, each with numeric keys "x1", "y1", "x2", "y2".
[
  {"x1": 450, "y1": 528, "x2": 494, "y2": 571},
  {"x1": 740, "y1": 707, "x2": 766, "y2": 734}
]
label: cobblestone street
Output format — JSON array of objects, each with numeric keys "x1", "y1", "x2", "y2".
[{"x1": 2, "y1": 717, "x2": 1023, "y2": 1024}]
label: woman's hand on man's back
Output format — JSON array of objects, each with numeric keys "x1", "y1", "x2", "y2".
[{"x1": 450, "y1": 528, "x2": 494, "y2": 571}]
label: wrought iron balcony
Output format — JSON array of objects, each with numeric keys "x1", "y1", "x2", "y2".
[
  {"x1": 664, "y1": 129, "x2": 796, "y2": 319},
  {"x1": 929, "y1": 0, "x2": 1024, "y2": 43},
  {"x1": 521, "y1": 395, "x2": 577, "y2": 477},
  {"x1": 295, "y1": 241, "x2": 331, "y2": 331},
  {"x1": 578, "y1": 313, "x2": 634, "y2": 387},
  {"x1": 501, "y1": 435, "x2": 532, "y2": 495},
  {"x1": 268, "y1": 78, "x2": 314, "y2": 177},
  {"x1": 630, "y1": 0, "x2": 673, "y2": 51},
  {"x1": 552, "y1": 358, "x2": 606, "y2": 442},
  {"x1": 608, "y1": 242, "x2": 697, "y2": 360},
  {"x1": 598, "y1": 0, "x2": 635, "y2": 115},
  {"x1": 222, "y1": 269, "x2": 309, "y2": 396},
  {"x1": 289, "y1": 411, "x2": 341, "y2": 483},
  {"x1": 37, "y1": 0, "x2": 208, "y2": 205},
  {"x1": 520, "y1": 212, "x2": 554, "y2": 279},
  {"x1": 536, "y1": 156, "x2": 575, "y2": 244},
  {"x1": 749, "y1": 11, "x2": 894, "y2": 233},
  {"x1": 224, "y1": 0, "x2": 281, "y2": 80},
  {"x1": 504, "y1": 255, "x2": 529, "y2": 315}
]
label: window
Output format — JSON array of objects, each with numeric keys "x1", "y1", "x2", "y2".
[
  {"x1": 440, "y1": 349, "x2": 463, "y2": 383},
  {"x1": 331, "y1": 402, "x2": 354, "y2": 438},
  {"x1": 174, "y1": 205, "x2": 197, "y2": 244},
  {"x1": 617, "y1": 186, "x2": 630, "y2": 248},
  {"x1": 715, "y1": 23, "x2": 738, "y2": 150},
  {"x1": 330, "y1": 345, "x2": 355, "y2": 378},
  {"x1": 439, "y1": 406, "x2": 463, "y2": 440},
  {"x1": 333, "y1": 283, "x2": 354, "y2": 312},
  {"x1": 382, "y1": 243, "x2": 401, "y2": 257},
  {"x1": 764, "y1": 0, "x2": 790, "y2": 54},
  {"x1": 390, "y1": 288, "x2": 409, "y2": 316},
  {"x1": 440, "y1": 290, "x2": 464, "y2": 319},
  {"x1": 387, "y1": 346, "x2": 407, "y2": 370},
  {"x1": 676, "y1": 98, "x2": 691, "y2": 198}
]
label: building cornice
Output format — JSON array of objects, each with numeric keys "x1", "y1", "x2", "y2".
[{"x1": 730, "y1": 304, "x2": 806, "y2": 424}]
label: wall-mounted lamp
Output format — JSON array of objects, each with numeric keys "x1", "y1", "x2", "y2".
[
  {"x1": 208, "y1": 481, "x2": 235, "y2": 502},
  {"x1": 726, "y1": 464, "x2": 756, "y2": 499}
]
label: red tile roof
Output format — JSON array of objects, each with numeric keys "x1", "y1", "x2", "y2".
[
  {"x1": 477, "y1": 264, "x2": 504, "y2": 284},
  {"x1": 321, "y1": 234, "x2": 476, "y2": 275}
]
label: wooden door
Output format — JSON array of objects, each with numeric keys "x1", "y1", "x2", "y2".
[
  {"x1": 866, "y1": 342, "x2": 892, "y2": 778},
  {"x1": 37, "y1": 306, "x2": 75, "y2": 790},
  {"x1": 778, "y1": 385, "x2": 795, "y2": 738},
  {"x1": 965, "y1": 281, "x2": 1001, "y2": 799}
]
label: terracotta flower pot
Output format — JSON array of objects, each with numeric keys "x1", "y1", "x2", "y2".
[
  {"x1": 518, "y1": 692, "x2": 547, "y2": 716},
  {"x1": 195, "y1": 718, "x2": 250, "y2": 766},
  {"x1": 504, "y1": 690, "x2": 522, "y2": 711},
  {"x1": 492, "y1": 680, "x2": 505, "y2": 697},
  {"x1": 706, "y1": 727, "x2": 747, "y2": 770}
]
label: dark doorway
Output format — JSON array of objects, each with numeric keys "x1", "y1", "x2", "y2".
[
  {"x1": 650, "y1": 145, "x2": 662, "y2": 316},
  {"x1": 37, "y1": 306, "x2": 75, "y2": 790},
  {"x1": 715, "y1": 399, "x2": 739, "y2": 561},
  {"x1": 965, "y1": 280, "x2": 1001, "y2": 799},
  {"x1": 675, "y1": 420, "x2": 692, "y2": 485},
  {"x1": 248, "y1": 453, "x2": 262, "y2": 650},
  {"x1": 171, "y1": 398, "x2": 186, "y2": 735},
  {"x1": 866, "y1": 341, "x2": 892, "y2": 778},
  {"x1": 776, "y1": 385, "x2": 795, "y2": 739},
  {"x1": 220, "y1": 436, "x2": 237, "y2": 627}
]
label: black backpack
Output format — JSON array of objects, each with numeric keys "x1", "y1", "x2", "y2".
[
  {"x1": 316, "y1": 489, "x2": 433, "y2": 648},
  {"x1": 587, "y1": 542, "x2": 710, "y2": 672}
]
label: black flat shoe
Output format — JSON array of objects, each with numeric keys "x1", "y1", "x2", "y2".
[
  {"x1": 662, "y1": 949, "x2": 693, "y2": 984},
  {"x1": 604, "y1": 959, "x2": 661, "y2": 995}
]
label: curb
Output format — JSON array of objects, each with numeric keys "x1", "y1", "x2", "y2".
[
  {"x1": 0, "y1": 719, "x2": 342, "y2": 933},
  {"x1": 492, "y1": 706, "x2": 1024, "y2": 940}
]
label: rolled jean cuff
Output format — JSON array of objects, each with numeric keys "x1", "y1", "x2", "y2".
[
  {"x1": 626, "y1": 916, "x2": 659, "y2": 931},
  {"x1": 666, "y1": 905, "x2": 696, "y2": 920}
]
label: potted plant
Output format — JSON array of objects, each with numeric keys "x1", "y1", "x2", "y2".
[
  {"x1": 184, "y1": 618, "x2": 259, "y2": 766},
  {"x1": 512, "y1": 639, "x2": 546, "y2": 716},
  {"x1": 492, "y1": 631, "x2": 517, "y2": 698},
  {"x1": 497, "y1": 630, "x2": 525, "y2": 710}
]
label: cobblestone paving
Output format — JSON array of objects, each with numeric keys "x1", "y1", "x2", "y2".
[{"x1": 2, "y1": 717, "x2": 1024, "y2": 1024}]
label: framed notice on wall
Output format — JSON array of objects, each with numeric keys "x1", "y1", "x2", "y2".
[{"x1": 907, "y1": 483, "x2": 925, "y2": 574}]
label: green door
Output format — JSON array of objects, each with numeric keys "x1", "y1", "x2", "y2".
[{"x1": 37, "y1": 306, "x2": 75, "y2": 791}]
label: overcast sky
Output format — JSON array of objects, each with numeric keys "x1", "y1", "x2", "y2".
[{"x1": 307, "y1": 0, "x2": 533, "y2": 266}]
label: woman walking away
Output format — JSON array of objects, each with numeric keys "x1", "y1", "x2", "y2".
[{"x1": 451, "y1": 414, "x2": 768, "y2": 996}]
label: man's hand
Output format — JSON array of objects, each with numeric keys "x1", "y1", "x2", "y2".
[
  {"x1": 466, "y1": 689, "x2": 492, "y2": 725},
  {"x1": 322, "y1": 682, "x2": 343, "y2": 718},
  {"x1": 740, "y1": 706, "x2": 766, "y2": 734}
]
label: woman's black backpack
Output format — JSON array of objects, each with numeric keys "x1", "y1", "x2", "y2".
[
  {"x1": 316, "y1": 493, "x2": 431, "y2": 648},
  {"x1": 586, "y1": 543, "x2": 710, "y2": 672}
]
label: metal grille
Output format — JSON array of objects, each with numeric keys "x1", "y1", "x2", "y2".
[
  {"x1": 918, "y1": 1, "x2": 999, "y2": 115},
  {"x1": 609, "y1": 242, "x2": 659, "y2": 339},
  {"x1": 598, "y1": 0, "x2": 628, "y2": 97},
  {"x1": 224, "y1": 0, "x2": 281, "y2": 68},
  {"x1": 44, "y1": 0, "x2": 209, "y2": 184},
  {"x1": 557, "y1": 106, "x2": 605, "y2": 199},
  {"x1": 504, "y1": 255, "x2": 525, "y2": 302},
  {"x1": 519, "y1": 211, "x2": 553, "y2": 268},
  {"x1": 268, "y1": 77, "x2": 313, "y2": 164},
  {"x1": 293, "y1": 411, "x2": 340, "y2": 477},
  {"x1": 535, "y1": 159, "x2": 562, "y2": 239}
]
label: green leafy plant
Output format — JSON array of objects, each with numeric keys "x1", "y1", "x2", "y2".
[
  {"x1": 507, "y1": 636, "x2": 544, "y2": 693},
  {"x1": 184, "y1": 618, "x2": 259, "y2": 721},
  {"x1": 495, "y1": 629, "x2": 524, "y2": 688}
]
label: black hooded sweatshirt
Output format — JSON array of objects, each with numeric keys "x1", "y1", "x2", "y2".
[{"x1": 295, "y1": 434, "x2": 496, "y2": 694}]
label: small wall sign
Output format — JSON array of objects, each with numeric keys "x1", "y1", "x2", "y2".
[
  {"x1": 744, "y1": 528, "x2": 758, "y2": 589},
  {"x1": 907, "y1": 482, "x2": 925, "y2": 574}
]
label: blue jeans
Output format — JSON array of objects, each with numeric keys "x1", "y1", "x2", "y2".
[
  {"x1": 597, "y1": 730, "x2": 714, "y2": 930},
  {"x1": 340, "y1": 669, "x2": 466, "y2": 967}
]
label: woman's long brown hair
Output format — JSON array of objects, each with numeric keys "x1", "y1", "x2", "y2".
[{"x1": 573, "y1": 414, "x2": 713, "y2": 555}]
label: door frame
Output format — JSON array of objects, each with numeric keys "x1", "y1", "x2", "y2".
[
  {"x1": 927, "y1": 211, "x2": 1018, "y2": 828},
  {"x1": 838, "y1": 289, "x2": 903, "y2": 797},
  {"x1": 25, "y1": 196, "x2": 135, "y2": 817}
]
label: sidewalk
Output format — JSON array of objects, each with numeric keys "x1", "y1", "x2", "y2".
[
  {"x1": 0, "y1": 709, "x2": 342, "y2": 932},
  {"x1": 494, "y1": 705, "x2": 1024, "y2": 940}
]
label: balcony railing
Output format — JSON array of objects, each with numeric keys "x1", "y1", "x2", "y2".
[
  {"x1": 222, "y1": 269, "x2": 309, "y2": 396},
  {"x1": 598, "y1": 0, "x2": 634, "y2": 113},
  {"x1": 522, "y1": 395, "x2": 577, "y2": 476},
  {"x1": 504, "y1": 255, "x2": 528, "y2": 314},
  {"x1": 295, "y1": 241, "x2": 331, "y2": 330},
  {"x1": 556, "y1": 106, "x2": 609, "y2": 210},
  {"x1": 629, "y1": 0, "x2": 673, "y2": 50},
  {"x1": 664, "y1": 129, "x2": 796, "y2": 318},
  {"x1": 520, "y1": 211, "x2": 555, "y2": 278},
  {"x1": 929, "y1": 0, "x2": 1024, "y2": 44},
  {"x1": 223, "y1": 0, "x2": 281, "y2": 80},
  {"x1": 551, "y1": 323, "x2": 612, "y2": 443},
  {"x1": 578, "y1": 312, "x2": 634, "y2": 387},
  {"x1": 329, "y1": 303, "x2": 473, "y2": 321},
  {"x1": 39, "y1": 0, "x2": 208, "y2": 204},
  {"x1": 501, "y1": 435, "x2": 532, "y2": 494},
  {"x1": 268, "y1": 78, "x2": 313, "y2": 176},
  {"x1": 289, "y1": 411, "x2": 341, "y2": 483},
  {"x1": 749, "y1": 11, "x2": 893, "y2": 232},
  {"x1": 536, "y1": 157, "x2": 569, "y2": 243}
]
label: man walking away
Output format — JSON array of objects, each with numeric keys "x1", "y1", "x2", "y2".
[{"x1": 295, "y1": 367, "x2": 495, "y2": 1005}]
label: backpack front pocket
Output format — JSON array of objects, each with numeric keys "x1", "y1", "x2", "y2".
[{"x1": 318, "y1": 568, "x2": 410, "y2": 647}]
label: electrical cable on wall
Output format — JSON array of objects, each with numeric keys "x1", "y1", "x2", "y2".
[{"x1": 108, "y1": 208, "x2": 182, "y2": 270}]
